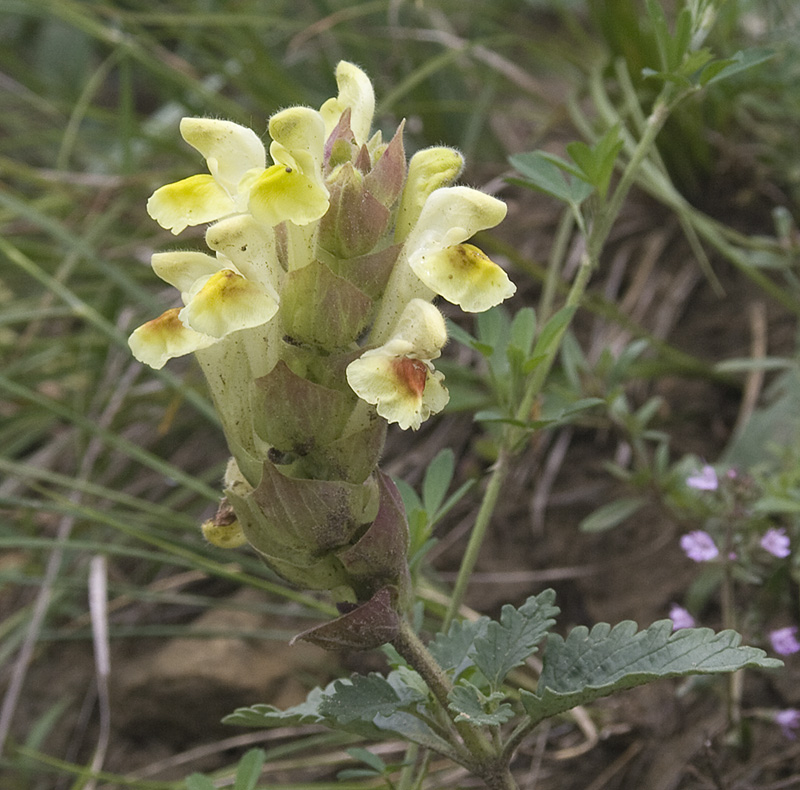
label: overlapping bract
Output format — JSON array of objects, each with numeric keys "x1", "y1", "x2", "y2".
[{"x1": 130, "y1": 61, "x2": 515, "y2": 637}]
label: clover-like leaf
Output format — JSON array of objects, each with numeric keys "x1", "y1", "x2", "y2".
[{"x1": 521, "y1": 620, "x2": 782, "y2": 726}]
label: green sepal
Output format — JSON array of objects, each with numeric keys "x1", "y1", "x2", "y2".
[
  {"x1": 315, "y1": 414, "x2": 387, "y2": 483},
  {"x1": 364, "y1": 121, "x2": 406, "y2": 208},
  {"x1": 255, "y1": 360, "x2": 355, "y2": 453},
  {"x1": 319, "y1": 162, "x2": 391, "y2": 258},
  {"x1": 250, "y1": 462, "x2": 379, "y2": 554},
  {"x1": 328, "y1": 244, "x2": 400, "y2": 300},
  {"x1": 336, "y1": 472, "x2": 411, "y2": 606},
  {"x1": 280, "y1": 259, "x2": 372, "y2": 351}
]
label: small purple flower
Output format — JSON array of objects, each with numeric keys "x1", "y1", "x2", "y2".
[
  {"x1": 770, "y1": 626, "x2": 800, "y2": 656},
  {"x1": 761, "y1": 527, "x2": 791, "y2": 558},
  {"x1": 669, "y1": 604, "x2": 695, "y2": 630},
  {"x1": 680, "y1": 530, "x2": 719, "y2": 562},
  {"x1": 686, "y1": 465, "x2": 719, "y2": 491},
  {"x1": 775, "y1": 709, "x2": 800, "y2": 739}
]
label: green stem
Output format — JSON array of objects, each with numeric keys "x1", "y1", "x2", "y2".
[
  {"x1": 391, "y1": 621, "x2": 488, "y2": 760},
  {"x1": 539, "y1": 208, "x2": 574, "y2": 322},
  {"x1": 391, "y1": 619, "x2": 519, "y2": 790},
  {"x1": 443, "y1": 446, "x2": 512, "y2": 632}
]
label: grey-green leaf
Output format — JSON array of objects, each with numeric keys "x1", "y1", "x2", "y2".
[
  {"x1": 186, "y1": 775, "x2": 216, "y2": 790},
  {"x1": 223, "y1": 685, "x2": 329, "y2": 728},
  {"x1": 579, "y1": 496, "x2": 647, "y2": 532},
  {"x1": 428, "y1": 617, "x2": 490, "y2": 679},
  {"x1": 508, "y1": 151, "x2": 593, "y2": 205},
  {"x1": 521, "y1": 620, "x2": 782, "y2": 725},
  {"x1": 319, "y1": 675, "x2": 402, "y2": 724},
  {"x1": 472, "y1": 589, "x2": 560, "y2": 690},
  {"x1": 448, "y1": 681, "x2": 516, "y2": 726}
]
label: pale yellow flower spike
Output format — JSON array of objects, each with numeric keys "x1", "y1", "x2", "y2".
[
  {"x1": 180, "y1": 118, "x2": 266, "y2": 195},
  {"x1": 412, "y1": 243, "x2": 515, "y2": 313},
  {"x1": 346, "y1": 299, "x2": 449, "y2": 431},
  {"x1": 128, "y1": 308, "x2": 216, "y2": 369},
  {"x1": 394, "y1": 147, "x2": 464, "y2": 242},
  {"x1": 147, "y1": 174, "x2": 238, "y2": 235},
  {"x1": 205, "y1": 214, "x2": 281, "y2": 295},
  {"x1": 150, "y1": 251, "x2": 221, "y2": 300},
  {"x1": 202, "y1": 517, "x2": 248, "y2": 549}
]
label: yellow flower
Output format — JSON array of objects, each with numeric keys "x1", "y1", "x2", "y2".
[
  {"x1": 128, "y1": 307, "x2": 216, "y2": 369},
  {"x1": 148, "y1": 109, "x2": 331, "y2": 235},
  {"x1": 346, "y1": 300, "x2": 449, "y2": 430},
  {"x1": 147, "y1": 118, "x2": 266, "y2": 234},
  {"x1": 405, "y1": 186, "x2": 515, "y2": 312},
  {"x1": 247, "y1": 107, "x2": 330, "y2": 227},
  {"x1": 395, "y1": 147, "x2": 464, "y2": 241},
  {"x1": 153, "y1": 216, "x2": 281, "y2": 341},
  {"x1": 130, "y1": 214, "x2": 283, "y2": 368}
]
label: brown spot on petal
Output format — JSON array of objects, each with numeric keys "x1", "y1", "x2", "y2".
[{"x1": 392, "y1": 357, "x2": 427, "y2": 398}]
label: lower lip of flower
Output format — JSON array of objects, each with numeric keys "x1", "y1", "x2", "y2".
[{"x1": 392, "y1": 357, "x2": 428, "y2": 398}]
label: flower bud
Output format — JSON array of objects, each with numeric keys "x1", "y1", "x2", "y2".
[
  {"x1": 364, "y1": 122, "x2": 406, "y2": 209},
  {"x1": 201, "y1": 498, "x2": 248, "y2": 548},
  {"x1": 318, "y1": 162, "x2": 390, "y2": 258},
  {"x1": 395, "y1": 147, "x2": 464, "y2": 241}
]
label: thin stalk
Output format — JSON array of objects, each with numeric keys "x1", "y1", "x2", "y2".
[
  {"x1": 539, "y1": 208, "x2": 574, "y2": 322},
  {"x1": 443, "y1": 446, "x2": 512, "y2": 632},
  {"x1": 443, "y1": 78, "x2": 681, "y2": 686}
]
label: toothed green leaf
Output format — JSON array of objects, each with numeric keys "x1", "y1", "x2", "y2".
[
  {"x1": 521, "y1": 620, "x2": 782, "y2": 725},
  {"x1": 472, "y1": 589, "x2": 560, "y2": 691},
  {"x1": 319, "y1": 674, "x2": 404, "y2": 724},
  {"x1": 428, "y1": 617, "x2": 490, "y2": 679},
  {"x1": 448, "y1": 681, "x2": 515, "y2": 726}
]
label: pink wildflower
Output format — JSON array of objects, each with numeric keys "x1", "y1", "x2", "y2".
[
  {"x1": 668, "y1": 604, "x2": 695, "y2": 630},
  {"x1": 761, "y1": 527, "x2": 791, "y2": 558},
  {"x1": 775, "y1": 709, "x2": 800, "y2": 739},
  {"x1": 686, "y1": 465, "x2": 718, "y2": 491},
  {"x1": 680, "y1": 530, "x2": 719, "y2": 562},
  {"x1": 770, "y1": 626, "x2": 800, "y2": 656}
]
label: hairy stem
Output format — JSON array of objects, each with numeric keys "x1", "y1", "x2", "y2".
[{"x1": 391, "y1": 620, "x2": 519, "y2": 789}]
